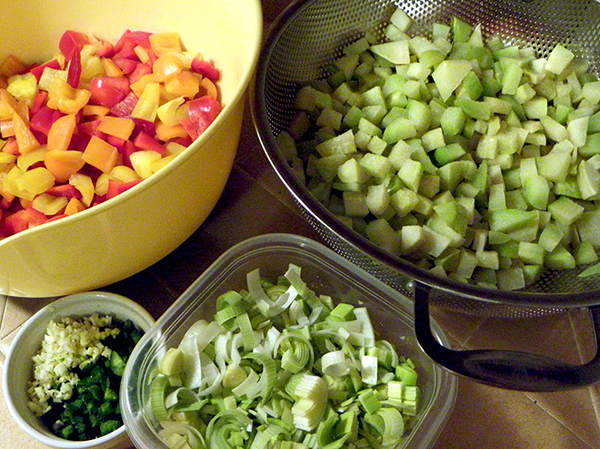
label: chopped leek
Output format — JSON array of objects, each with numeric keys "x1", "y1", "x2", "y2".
[{"x1": 150, "y1": 264, "x2": 420, "y2": 449}]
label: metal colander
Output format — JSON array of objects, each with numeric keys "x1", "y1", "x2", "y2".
[
  {"x1": 253, "y1": 0, "x2": 600, "y2": 313},
  {"x1": 252, "y1": 0, "x2": 600, "y2": 391}
]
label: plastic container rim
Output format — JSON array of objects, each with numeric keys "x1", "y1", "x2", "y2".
[{"x1": 121, "y1": 233, "x2": 457, "y2": 449}]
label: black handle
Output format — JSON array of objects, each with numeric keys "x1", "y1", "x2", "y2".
[{"x1": 413, "y1": 282, "x2": 600, "y2": 391}]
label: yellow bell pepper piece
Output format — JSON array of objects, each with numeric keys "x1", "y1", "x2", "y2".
[
  {"x1": 7, "y1": 73, "x2": 39, "y2": 108},
  {"x1": 131, "y1": 81, "x2": 160, "y2": 122},
  {"x1": 149, "y1": 32, "x2": 183, "y2": 56},
  {"x1": 46, "y1": 78, "x2": 91, "y2": 114}
]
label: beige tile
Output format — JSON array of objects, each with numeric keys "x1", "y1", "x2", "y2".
[
  {"x1": 235, "y1": 140, "x2": 305, "y2": 213},
  {"x1": 526, "y1": 389, "x2": 600, "y2": 448},
  {"x1": 433, "y1": 377, "x2": 593, "y2": 449},
  {"x1": 459, "y1": 310, "x2": 600, "y2": 447},
  {"x1": 148, "y1": 166, "x2": 324, "y2": 296},
  {"x1": 1, "y1": 297, "x2": 54, "y2": 351}
]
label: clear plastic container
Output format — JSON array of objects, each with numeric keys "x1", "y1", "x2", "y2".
[{"x1": 121, "y1": 233, "x2": 457, "y2": 449}]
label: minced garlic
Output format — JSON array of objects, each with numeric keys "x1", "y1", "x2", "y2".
[{"x1": 27, "y1": 313, "x2": 121, "y2": 417}]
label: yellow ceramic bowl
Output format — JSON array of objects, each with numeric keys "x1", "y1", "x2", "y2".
[{"x1": 0, "y1": 0, "x2": 263, "y2": 297}]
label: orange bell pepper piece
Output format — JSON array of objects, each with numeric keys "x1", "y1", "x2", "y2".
[
  {"x1": 64, "y1": 197, "x2": 87, "y2": 215},
  {"x1": 152, "y1": 53, "x2": 183, "y2": 82},
  {"x1": 156, "y1": 122, "x2": 188, "y2": 141},
  {"x1": 130, "y1": 73, "x2": 158, "y2": 98},
  {"x1": 0, "y1": 88, "x2": 28, "y2": 122},
  {"x1": 200, "y1": 77, "x2": 219, "y2": 101},
  {"x1": 0, "y1": 54, "x2": 28, "y2": 78},
  {"x1": 164, "y1": 71, "x2": 200, "y2": 99},
  {"x1": 97, "y1": 116, "x2": 135, "y2": 141},
  {"x1": 47, "y1": 113, "x2": 77, "y2": 152},
  {"x1": 44, "y1": 149, "x2": 86, "y2": 183},
  {"x1": 82, "y1": 135, "x2": 118, "y2": 173},
  {"x1": 82, "y1": 104, "x2": 110, "y2": 117},
  {"x1": 12, "y1": 111, "x2": 40, "y2": 154},
  {"x1": 0, "y1": 119, "x2": 14, "y2": 138},
  {"x1": 2, "y1": 137, "x2": 18, "y2": 155}
]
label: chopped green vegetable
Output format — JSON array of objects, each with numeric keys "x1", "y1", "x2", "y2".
[
  {"x1": 28, "y1": 314, "x2": 144, "y2": 441},
  {"x1": 151, "y1": 264, "x2": 420, "y2": 449},
  {"x1": 279, "y1": 5, "x2": 600, "y2": 290}
]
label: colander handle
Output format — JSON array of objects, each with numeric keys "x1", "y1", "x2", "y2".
[{"x1": 413, "y1": 282, "x2": 600, "y2": 391}]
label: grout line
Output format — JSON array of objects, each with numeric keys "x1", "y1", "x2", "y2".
[
  {"x1": 524, "y1": 389, "x2": 600, "y2": 449},
  {"x1": 0, "y1": 294, "x2": 7, "y2": 340},
  {"x1": 569, "y1": 308, "x2": 600, "y2": 445}
]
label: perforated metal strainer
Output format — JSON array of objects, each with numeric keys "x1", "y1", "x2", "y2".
[{"x1": 252, "y1": 0, "x2": 600, "y2": 390}]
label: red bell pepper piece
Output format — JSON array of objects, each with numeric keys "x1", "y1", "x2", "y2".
[
  {"x1": 59, "y1": 30, "x2": 89, "y2": 60},
  {"x1": 0, "y1": 197, "x2": 13, "y2": 211},
  {"x1": 114, "y1": 30, "x2": 152, "y2": 53},
  {"x1": 91, "y1": 194, "x2": 107, "y2": 207},
  {"x1": 89, "y1": 76, "x2": 130, "y2": 108},
  {"x1": 30, "y1": 90, "x2": 48, "y2": 116},
  {"x1": 94, "y1": 40, "x2": 115, "y2": 58},
  {"x1": 112, "y1": 58, "x2": 138, "y2": 75},
  {"x1": 46, "y1": 184, "x2": 82, "y2": 199},
  {"x1": 78, "y1": 119, "x2": 105, "y2": 138},
  {"x1": 68, "y1": 133, "x2": 91, "y2": 152},
  {"x1": 133, "y1": 131, "x2": 166, "y2": 154},
  {"x1": 67, "y1": 46, "x2": 82, "y2": 88},
  {"x1": 180, "y1": 95, "x2": 221, "y2": 140},
  {"x1": 5, "y1": 206, "x2": 48, "y2": 235},
  {"x1": 129, "y1": 63, "x2": 152, "y2": 84},
  {"x1": 30, "y1": 106, "x2": 64, "y2": 136},
  {"x1": 114, "y1": 40, "x2": 139, "y2": 61},
  {"x1": 30, "y1": 59, "x2": 61, "y2": 82},
  {"x1": 171, "y1": 136, "x2": 193, "y2": 147},
  {"x1": 121, "y1": 140, "x2": 138, "y2": 169},
  {"x1": 106, "y1": 178, "x2": 143, "y2": 200},
  {"x1": 110, "y1": 92, "x2": 139, "y2": 117},
  {"x1": 191, "y1": 57, "x2": 220, "y2": 81},
  {"x1": 59, "y1": 30, "x2": 88, "y2": 88},
  {"x1": 107, "y1": 135, "x2": 126, "y2": 152},
  {"x1": 131, "y1": 117, "x2": 155, "y2": 136},
  {"x1": 0, "y1": 217, "x2": 7, "y2": 239},
  {"x1": 46, "y1": 214, "x2": 68, "y2": 223}
]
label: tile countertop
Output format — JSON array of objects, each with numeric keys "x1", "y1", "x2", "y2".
[{"x1": 1, "y1": 1, "x2": 600, "y2": 448}]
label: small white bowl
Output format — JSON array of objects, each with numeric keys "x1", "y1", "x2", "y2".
[{"x1": 3, "y1": 291, "x2": 155, "y2": 449}]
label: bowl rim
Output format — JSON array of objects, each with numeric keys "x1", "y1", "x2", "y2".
[
  {"x1": 2, "y1": 291, "x2": 155, "y2": 448},
  {"x1": 0, "y1": 1, "x2": 264, "y2": 249}
]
